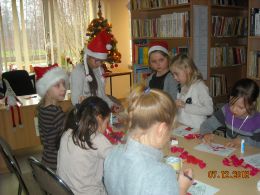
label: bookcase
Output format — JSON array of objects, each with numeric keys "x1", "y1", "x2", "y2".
[
  {"x1": 130, "y1": 0, "x2": 250, "y2": 104},
  {"x1": 209, "y1": 0, "x2": 248, "y2": 104},
  {"x1": 247, "y1": 0, "x2": 260, "y2": 86}
]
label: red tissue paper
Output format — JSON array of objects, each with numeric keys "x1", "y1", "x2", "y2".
[
  {"x1": 171, "y1": 146, "x2": 206, "y2": 169},
  {"x1": 184, "y1": 133, "x2": 201, "y2": 140},
  {"x1": 222, "y1": 155, "x2": 260, "y2": 176},
  {"x1": 104, "y1": 126, "x2": 125, "y2": 144}
]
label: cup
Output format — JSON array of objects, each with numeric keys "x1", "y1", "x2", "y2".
[{"x1": 165, "y1": 156, "x2": 182, "y2": 171}]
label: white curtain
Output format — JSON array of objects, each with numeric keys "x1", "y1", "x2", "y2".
[{"x1": 0, "y1": 0, "x2": 104, "y2": 72}]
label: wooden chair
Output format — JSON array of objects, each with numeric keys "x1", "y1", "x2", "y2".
[
  {"x1": 28, "y1": 156, "x2": 74, "y2": 195},
  {"x1": 0, "y1": 137, "x2": 29, "y2": 195}
]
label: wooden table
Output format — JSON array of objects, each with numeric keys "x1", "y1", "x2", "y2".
[
  {"x1": 166, "y1": 135, "x2": 260, "y2": 194},
  {"x1": 0, "y1": 93, "x2": 72, "y2": 173}
]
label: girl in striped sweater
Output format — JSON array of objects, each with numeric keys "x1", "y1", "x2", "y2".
[{"x1": 34, "y1": 64, "x2": 68, "y2": 171}]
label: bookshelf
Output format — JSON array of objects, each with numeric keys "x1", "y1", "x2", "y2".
[
  {"x1": 247, "y1": 0, "x2": 260, "y2": 85},
  {"x1": 130, "y1": 0, "x2": 193, "y2": 84},
  {"x1": 209, "y1": 0, "x2": 248, "y2": 103}
]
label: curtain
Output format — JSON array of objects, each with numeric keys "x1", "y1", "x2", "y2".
[{"x1": 0, "y1": 0, "x2": 103, "y2": 72}]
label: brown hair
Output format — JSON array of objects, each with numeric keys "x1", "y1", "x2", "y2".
[
  {"x1": 229, "y1": 78, "x2": 259, "y2": 114},
  {"x1": 127, "y1": 85, "x2": 176, "y2": 135},
  {"x1": 170, "y1": 54, "x2": 202, "y2": 87}
]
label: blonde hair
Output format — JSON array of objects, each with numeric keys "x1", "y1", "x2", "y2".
[
  {"x1": 170, "y1": 54, "x2": 202, "y2": 87},
  {"x1": 127, "y1": 85, "x2": 176, "y2": 134}
]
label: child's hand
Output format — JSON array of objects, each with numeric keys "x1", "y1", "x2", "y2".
[
  {"x1": 178, "y1": 168, "x2": 193, "y2": 195},
  {"x1": 225, "y1": 138, "x2": 241, "y2": 148},
  {"x1": 78, "y1": 95, "x2": 86, "y2": 103},
  {"x1": 202, "y1": 133, "x2": 214, "y2": 145},
  {"x1": 175, "y1": 99, "x2": 185, "y2": 108}
]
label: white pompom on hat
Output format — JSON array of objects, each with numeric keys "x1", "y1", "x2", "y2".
[
  {"x1": 148, "y1": 41, "x2": 169, "y2": 56},
  {"x1": 34, "y1": 64, "x2": 68, "y2": 97},
  {"x1": 84, "y1": 30, "x2": 113, "y2": 82}
]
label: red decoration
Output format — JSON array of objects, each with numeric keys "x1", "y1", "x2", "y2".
[
  {"x1": 184, "y1": 133, "x2": 202, "y2": 140},
  {"x1": 103, "y1": 126, "x2": 125, "y2": 144},
  {"x1": 222, "y1": 155, "x2": 260, "y2": 176},
  {"x1": 171, "y1": 146, "x2": 207, "y2": 169},
  {"x1": 185, "y1": 127, "x2": 193, "y2": 131}
]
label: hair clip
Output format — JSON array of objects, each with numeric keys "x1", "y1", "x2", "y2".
[
  {"x1": 186, "y1": 97, "x2": 192, "y2": 104},
  {"x1": 177, "y1": 83, "x2": 181, "y2": 93},
  {"x1": 144, "y1": 87, "x2": 150, "y2": 94}
]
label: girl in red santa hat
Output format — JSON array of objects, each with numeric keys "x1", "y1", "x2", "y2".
[
  {"x1": 147, "y1": 41, "x2": 178, "y2": 100},
  {"x1": 71, "y1": 30, "x2": 121, "y2": 112},
  {"x1": 34, "y1": 64, "x2": 68, "y2": 171}
]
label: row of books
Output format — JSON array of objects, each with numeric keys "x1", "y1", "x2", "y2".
[
  {"x1": 132, "y1": 12, "x2": 190, "y2": 38},
  {"x1": 248, "y1": 51, "x2": 260, "y2": 78},
  {"x1": 212, "y1": 16, "x2": 247, "y2": 37},
  {"x1": 210, "y1": 74, "x2": 227, "y2": 97},
  {"x1": 131, "y1": 0, "x2": 189, "y2": 10},
  {"x1": 250, "y1": 8, "x2": 260, "y2": 36},
  {"x1": 210, "y1": 46, "x2": 246, "y2": 67},
  {"x1": 211, "y1": 0, "x2": 245, "y2": 6},
  {"x1": 133, "y1": 43, "x2": 188, "y2": 65},
  {"x1": 133, "y1": 64, "x2": 152, "y2": 84}
]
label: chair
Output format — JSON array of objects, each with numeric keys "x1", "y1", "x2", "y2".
[
  {"x1": 0, "y1": 137, "x2": 29, "y2": 195},
  {"x1": 2, "y1": 70, "x2": 36, "y2": 96},
  {"x1": 28, "y1": 156, "x2": 74, "y2": 195}
]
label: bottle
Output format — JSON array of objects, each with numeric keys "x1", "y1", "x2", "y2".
[{"x1": 241, "y1": 139, "x2": 245, "y2": 154}]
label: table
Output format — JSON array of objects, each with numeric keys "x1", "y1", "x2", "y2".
[
  {"x1": 104, "y1": 70, "x2": 132, "y2": 96},
  {"x1": 0, "y1": 93, "x2": 72, "y2": 173},
  {"x1": 166, "y1": 134, "x2": 260, "y2": 194}
]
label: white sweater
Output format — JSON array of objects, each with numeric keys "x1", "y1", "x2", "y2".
[
  {"x1": 70, "y1": 64, "x2": 113, "y2": 107},
  {"x1": 177, "y1": 81, "x2": 213, "y2": 128}
]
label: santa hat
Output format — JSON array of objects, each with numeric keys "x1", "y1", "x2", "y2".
[
  {"x1": 84, "y1": 30, "x2": 113, "y2": 82},
  {"x1": 34, "y1": 64, "x2": 68, "y2": 97},
  {"x1": 148, "y1": 41, "x2": 169, "y2": 56}
]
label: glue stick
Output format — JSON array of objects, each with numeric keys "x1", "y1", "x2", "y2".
[{"x1": 241, "y1": 139, "x2": 245, "y2": 154}]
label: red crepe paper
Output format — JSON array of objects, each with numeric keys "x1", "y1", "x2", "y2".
[
  {"x1": 171, "y1": 146, "x2": 207, "y2": 169},
  {"x1": 104, "y1": 126, "x2": 125, "y2": 144},
  {"x1": 222, "y1": 155, "x2": 260, "y2": 176},
  {"x1": 184, "y1": 133, "x2": 201, "y2": 140},
  {"x1": 185, "y1": 127, "x2": 193, "y2": 131}
]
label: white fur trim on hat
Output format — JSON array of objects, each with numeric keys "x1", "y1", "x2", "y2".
[
  {"x1": 86, "y1": 48, "x2": 108, "y2": 60},
  {"x1": 36, "y1": 67, "x2": 68, "y2": 97},
  {"x1": 148, "y1": 46, "x2": 168, "y2": 56}
]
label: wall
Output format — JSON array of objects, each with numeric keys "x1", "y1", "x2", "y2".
[{"x1": 102, "y1": 0, "x2": 132, "y2": 99}]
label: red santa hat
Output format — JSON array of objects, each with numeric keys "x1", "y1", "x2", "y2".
[
  {"x1": 34, "y1": 64, "x2": 68, "y2": 97},
  {"x1": 84, "y1": 30, "x2": 113, "y2": 82},
  {"x1": 148, "y1": 41, "x2": 169, "y2": 56}
]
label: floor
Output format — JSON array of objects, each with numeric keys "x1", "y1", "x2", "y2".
[{"x1": 0, "y1": 150, "x2": 45, "y2": 195}]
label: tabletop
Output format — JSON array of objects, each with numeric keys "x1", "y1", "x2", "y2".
[{"x1": 165, "y1": 133, "x2": 260, "y2": 195}]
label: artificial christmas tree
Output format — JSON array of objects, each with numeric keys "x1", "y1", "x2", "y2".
[{"x1": 85, "y1": 0, "x2": 121, "y2": 71}]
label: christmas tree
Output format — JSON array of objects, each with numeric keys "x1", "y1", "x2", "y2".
[{"x1": 85, "y1": 1, "x2": 121, "y2": 70}]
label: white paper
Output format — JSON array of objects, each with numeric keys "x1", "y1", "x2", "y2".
[
  {"x1": 194, "y1": 143, "x2": 235, "y2": 157},
  {"x1": 243, "y1": 153, "x2": 260, "y2": 169},
  {"x1": 188, "y1": 180, "x2": 219, "y2": 195},
  {"x1": 172, "y1": 125, "x2": 199, "y2": 137},
  {"x1": 34, "y1": 117, "x2": 39, "y2": 136}
]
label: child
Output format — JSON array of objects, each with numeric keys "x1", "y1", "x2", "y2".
[
  {"x1": 71, "y1": 30, "x2": 121, "y2": 111},
  {"x1": 104, "y1": 86, "x2": 193, "y2": 195},
  {"x1": 201, "y1": 78, "x2": 260, "y2": 148},
  {"x1": 170, "y1": 54, "x2": 213, "y2": 128},
  {"x1": 147, "y1": 41, "x2": 178, "y2": 100},
  {"x1": 57, "y1": 96, "x2": 113, "y2": 195},
  {"x1": 34, "y1": 64, "x2": 68, "y2": 171}
]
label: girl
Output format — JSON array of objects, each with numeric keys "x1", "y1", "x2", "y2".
[
  {"x1": 170, "y1": 54, "x2": 213, "y2": 128},
  {"x1": 57, "y1": 96, "x2": 113, "y2": 195},
  {"x1": 147, "y1": 41, "x2": 178, "y2": 100},
  {"x1": 104, "y1": 86, "x2": 193, "y2": 195},
  {"x1": 34, "y1": 64, "x2": 68, "y2": 171},
  {"x1": 201, "y1": 78, "x2": 260, "y2": 148},
  {"x1": 71, "y1": 30, "x2": 121, "y2": 111}
]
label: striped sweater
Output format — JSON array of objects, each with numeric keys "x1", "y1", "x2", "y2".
[
  {"x1": 38, "y1": 105, "x2": 65, "y2": 171},
  {"x1": 200, "y1": 104, "x2": 260, "y2": 147}
]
